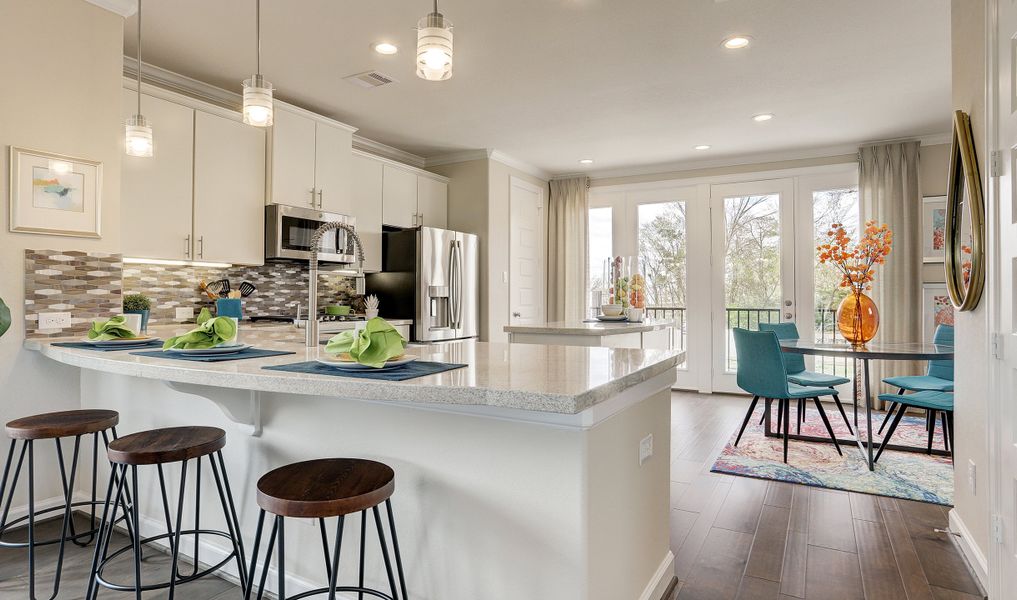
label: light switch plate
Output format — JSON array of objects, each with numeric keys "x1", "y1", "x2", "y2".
[
  {"x1": 639, "y1": 434, "x2": 654, "y2": 465},
  {"x1": 175, "y1": 307, "x2": 194, "y2": 321},
  {"x1": 38, "y1": 312, "x2": 71, "y2": 329},
  {"x1": 968, "y1": 459, "x2": 977, "y2": 495}
]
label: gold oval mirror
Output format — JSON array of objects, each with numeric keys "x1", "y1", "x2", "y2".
[{"x1": 945, "y1": 110, "x2": 985, "y2": 311}]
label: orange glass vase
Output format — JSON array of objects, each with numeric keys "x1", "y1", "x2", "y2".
[{"x1": 836, "y1": 291, "x2": 879, "y2": 346}]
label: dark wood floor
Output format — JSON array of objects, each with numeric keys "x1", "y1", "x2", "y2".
[
  {"x1": 667, "y1": 391, "x2": 986, "y2": 600},
  {"x1": 0, "y1": 392, "x2": 987, "y2": 600}
]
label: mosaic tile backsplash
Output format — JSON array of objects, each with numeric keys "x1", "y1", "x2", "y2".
[
  {"x1": 24, "y1": 250, "x2": 123, "y2": 338},
  {"x1": 24, "y1": 249, "x2": 358, "y2": 338}
]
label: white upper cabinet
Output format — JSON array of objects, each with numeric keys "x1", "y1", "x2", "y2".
[
  {"x1": 417, "y1": 176, "x2": 448, "y2": 229},
  {"x1": 121, "y1": 88, "x2": 194, "y2": 261},
  {"x1": 382, "y1": 165, "x2": 418, "y2": 228},
  {"x1": 350, "y1": 153, "x2": 384, "y2": 272},
  {"x1": 193, "y1": 111, "x2": 266, "y2": 266},
  {"x1": 268, "y1": 104, "x2": 354, "y2": 214}
]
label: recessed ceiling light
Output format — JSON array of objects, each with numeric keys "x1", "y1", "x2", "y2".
[
  {"x1": 722, "y1": 36, "x2": 751, "y2": 50},
  {"x1": 373, "y1": 42, "x2": 399, "y2": 55},
  {"x1": 578, "y1": 159, "x2": 594, "y2": 165},
  {"x1": 752, "y1": 113, "x2": 774, "y2": 122},
  {"x1": 694, "y1": 145, "x2": 711, "y2": 151}
]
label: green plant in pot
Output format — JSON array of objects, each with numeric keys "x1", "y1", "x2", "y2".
[
  {"x1": 123, "y1": 293, "x2": 152, "y2": 333},
  {"x1": 0, "y1": 296, "x2": 10, "y2": 339}
]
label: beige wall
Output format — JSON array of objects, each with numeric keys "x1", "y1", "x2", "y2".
[
  {"x1": 950, "y1": 0, "x2": 991, "y2": 562},
  {"x1": 430, "y1": 158, "x2": 548, "y2": 342},
  {"x1": 922, "y1": 143, "x2": 951, "y2": 284},
  {"x1": 0, "y1": 0, "x2": 124, "y2": 503}
]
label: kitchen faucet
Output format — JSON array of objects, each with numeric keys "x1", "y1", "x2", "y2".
[{"x1": 307, "y1": 221, "x2": 366, "y2": 347}]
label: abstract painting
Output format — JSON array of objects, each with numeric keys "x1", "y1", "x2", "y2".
[
  {"x1": 32, "y1": 165, "x2": 85, "y2": 212},
  {"x1": 923, "y1": 283, "x2": 954, "y2": 342},
  {"x1": 922, "y1": 196, "x2": 947, "y2": 262},
  {"x1": 9, "y1": 146, "x2": 101, "y2": 238}
]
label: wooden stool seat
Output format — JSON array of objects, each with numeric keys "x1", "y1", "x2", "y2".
[
  {"x1": 256, "y1": 458, "x2": 395, "y2": 518},
  {"x1": 5, "y1": 409, "x2": 119, "y2": 440},
  {"x1": 106, "y1": 426, "x2": 226, "y2": 465}
]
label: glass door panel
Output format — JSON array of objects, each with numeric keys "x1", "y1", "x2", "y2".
[
  {"x1": 587, "y1": 206, "x2": 613, "y2": 317},
  {"x1": 637, "y1": 201, "x2": 688, "y2": 363},
  {"x1": 810, "y1": 187, "x2": 859, "y2": 379}
]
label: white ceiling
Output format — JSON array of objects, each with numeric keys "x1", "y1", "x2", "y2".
[{"x1": 123, "y1": 0, "x2": 952, "y2": 177}]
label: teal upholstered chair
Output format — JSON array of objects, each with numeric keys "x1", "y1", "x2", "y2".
[
  {"x1": 878, "y1": 325, "x2": 955, "y2": 434},
  {"x1": 732, "y1": 328, "x2": 842, "y2": 463},
  {"x1": 758, "y1": 322, "x2": 853, "y2": 435},
  {"x1": 874, "y1": 390, "x2": 953, "y2": 463}
]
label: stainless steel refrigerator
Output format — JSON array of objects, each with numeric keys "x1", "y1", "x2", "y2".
[{"x1": 365, "y1": 227, "x2": 479, "y2": 342}]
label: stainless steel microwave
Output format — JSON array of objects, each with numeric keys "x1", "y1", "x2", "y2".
[{"x1": 265, "y1": 204, "x2": 358, "y2": 263}]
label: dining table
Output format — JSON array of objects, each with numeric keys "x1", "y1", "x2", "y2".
[{"x1": 773, "y1": 339, "x2": 955, "y2": 471}]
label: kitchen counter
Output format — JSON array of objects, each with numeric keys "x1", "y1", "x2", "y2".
[
  {"x1": 505, "y1": 318, "x2": 677, "y2": 351},
  {"x1": 504, "y1": 318, "x2": 676, "y2": 336},
  {"x1": 28, "y1": 324, "x2": 678, "y2": 600}
]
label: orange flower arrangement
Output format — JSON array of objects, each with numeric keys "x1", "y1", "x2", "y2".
[{"x1": 817, "y1": 221, "x2": 893, "y2": 294}]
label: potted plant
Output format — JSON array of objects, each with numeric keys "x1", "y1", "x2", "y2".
[
  {"x1": 0, "y1": 296, "x2": 10, "y2": 339},
  {"x1": 123, "y1": 293, "x2": 152, "y2": 333}
]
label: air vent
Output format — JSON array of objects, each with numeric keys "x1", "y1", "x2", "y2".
[{"x1": 343, "y1": 71, "x2": 398, "y2": 89}]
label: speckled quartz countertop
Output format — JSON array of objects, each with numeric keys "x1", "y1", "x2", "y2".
[
  {"x1": 26, "y1": 324, "x2": 681, "y2": 415},
  {"x1": 503, "y1": 318, "x2": 676, "y2": 336}
]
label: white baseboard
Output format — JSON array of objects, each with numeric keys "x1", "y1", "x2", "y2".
[
  {"x1": 2, "y1": 493, "x2": 78, "y2": 525},
  {"x1": 639, "y1": 550, "x2": 675, "y2": 600},
  {"x1": 948, "y1": 509, "x2": 989, "y2": 592}
]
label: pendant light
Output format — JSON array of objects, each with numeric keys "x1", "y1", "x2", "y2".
[
  {"x1": 243, "y1": 0, "x2": 274, "y2": 127},
  {"x1": 416, "y1": 0, "x2": 453, "y2": 81},
  {"x1": 125, "y1": 0, "x2": 153, "y2": 157}
]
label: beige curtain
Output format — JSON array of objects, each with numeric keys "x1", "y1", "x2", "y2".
[
  {"x1": 546, "y1": 176, "x2": 589, "y2": 322},
  {"x1": 858, "y1": 141, "x2": 923, "y2": 407}
]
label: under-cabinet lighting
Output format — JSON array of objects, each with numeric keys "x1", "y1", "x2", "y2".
[{"x1": 123, "y1": 258, "x2": 234, "y2": 269}]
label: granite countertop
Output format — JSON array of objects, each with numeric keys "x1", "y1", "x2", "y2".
[
  {"x1": 25, "y1": 325, "x2": 681, "y2": 415},
  {"x1": 503, "y1": 318, "x2": 677, "y2": 336}
]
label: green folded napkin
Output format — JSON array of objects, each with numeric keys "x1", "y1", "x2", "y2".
[
  {"x1": 88, "y1": 316, "x2": 138, "y2": 340},
  {"x1": 325, "y1": 317, "x2": 407, "y2": 368},
  {"x1": 163, "y1": 317, "x2": 238, "y2": 350},
  {"x1": 197, "y1": 307, "x2": 213, "y2": 325}
]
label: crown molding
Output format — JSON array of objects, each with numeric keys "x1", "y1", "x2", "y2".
[
  {"x1": 352, "y1": 136, "x2": 426, "y2": 168},
  {"x1": 86, "y1": 0, "x2": 137, "y2": 16},
  {"x1": 124, "y1": 57, "x2": 241, "y2": 111},
  {"x1": 489, "y1": 150, "x2": 552, "y2": 181},
  {"x1": 425, "y1": 148, "x2": 551, "y2": 181}
]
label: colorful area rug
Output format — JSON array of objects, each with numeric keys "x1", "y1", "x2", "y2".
[{"x1": 710, "y1": 403, "x2": 954, "y2": 505}]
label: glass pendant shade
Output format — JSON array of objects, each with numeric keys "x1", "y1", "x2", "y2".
[
  {"x1": 125, "y1": 114, "x2": 153, "y2": 157},
  {"x1": 243, "y1": 75, "x2": 274, "y2": 127},
  {"x1": 416, "y1": 12, "x2": 453, "y2": 81}
]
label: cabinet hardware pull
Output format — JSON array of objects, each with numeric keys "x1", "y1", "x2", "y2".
[
  {"x1": 185, "y1": 234, "x2": 191, "y2": 258},
  {"x1": 310, "y1": 188, "x2": 317, "y2": 206},
  {"x1": 198, "y1": 236, "x2": 204, "y2": 259},
  {"x1": 317, "y1": 189, "x2": 324, "y2": 209}
]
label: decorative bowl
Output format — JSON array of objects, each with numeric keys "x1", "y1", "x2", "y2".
[
  {"x1": 601, "y1": 304, "x2": 624, "y2": 317},
  {"x1": 325, "y1": 305, "x2": 352, "y2": 316}
]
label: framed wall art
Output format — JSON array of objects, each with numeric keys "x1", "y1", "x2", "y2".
[{"x1": 8, "y1": 146, "x2": 102, "y2": 238}]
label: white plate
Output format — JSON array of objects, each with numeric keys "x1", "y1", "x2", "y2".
[
  {"x1": 316, "y1": 355, "x2": 418, "y2": 371},
  {"x1": 83, "y1": 337, "x2": 160, "y2": 347},
  {"x1": 596, "y1": 315, "x2": 628, "y2": 322},
  {"x1": 164, "y1": 344, "x2": 251, "y2": 356}
]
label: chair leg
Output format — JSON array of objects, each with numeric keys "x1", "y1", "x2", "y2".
[
  {"x1": 735, "y1": 396, "x2": 760, "y2": 447},
  {"x1": 797, "y1": 398, "x2": 804, "y2": 434},
  {"x1": 830, "y1": 394, "x2": 854, "y2": 436},
  {"x1": 877, "y1": 402, "x2": 898, "y2": 435},
  {"x1": 782, "y1": 398, "x2": 791, "y2": 464},
  {"x1": 875, "y1": 405, "x2": 908, "y2": 464},
  {"x1": 776, "y1": 400, "x2": 783, "y2": 432},
  {"x1": 812, "y1": 398, "x2": 842, "y2": 456},
  {"x1": 939, "y1": 412, "x2": 949, "y2": 453},
  {"x1": 945, "y1": 412, "x2": 955, "y2": 456},
  {"x1": 926, "y1": 410, "x2": 936, "y2": 454}
]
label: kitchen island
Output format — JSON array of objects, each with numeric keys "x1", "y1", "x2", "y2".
[
  {"x1": 505, "y1": 318, "x2": 676, "y2": 350},
  {"x1": 27, "y1": 325, "x2": 682, "y2": 600}
]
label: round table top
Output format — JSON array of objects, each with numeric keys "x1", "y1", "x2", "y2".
[{"x1": 779, "y1": 339, "x2": 954, "y2": 361}]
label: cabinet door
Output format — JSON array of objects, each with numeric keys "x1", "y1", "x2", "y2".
[
  {"x1": 417, "y1": 176, "x2": 447, "y2": 229},
  {"x1": 121, "y1": 89, "x2": 194, "y2": 260},
  {"x1": 314, "y1": 123, "x2": 353, "y2": 214},
  {"x1": 350, "y1": 154, "x2": 384, "y2": 272},
  {"x1": 382, "y1": 165, "x2": 418, "y2": 228},
  {"x1": 193, "y1": 111, "x2": 266, "y2": 265},
  {"x1": 268, "y1": 106, "x2": 317, "y2": 209}
]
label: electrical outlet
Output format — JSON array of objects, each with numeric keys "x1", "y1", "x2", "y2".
[
  {"x1": 968, "y1": 460, "x2": 977, "y2": 495},
  {"x1": 175, "y1": 307, "x2": 194, "y2": 321},
  {"x1": 639, "y1": 434, "x2": 654, "y2": 465},
  {"x1": 38, "y1": 312, "x2": 71, "y2": 329}
]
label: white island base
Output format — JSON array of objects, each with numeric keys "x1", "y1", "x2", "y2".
[{"x1": 35, "y1": 333, "x2": 678, "y2": 600}]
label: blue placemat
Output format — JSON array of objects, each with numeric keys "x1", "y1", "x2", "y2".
[
  {"x1": 263, "y1": 360, "x2": 467, "y2": 381},
  {"x1": 52, "y1": 340, "x2": 163, "y2": 351},
  {"x1": 129, "y1": 348, "x2": 296, "y2": 362}
]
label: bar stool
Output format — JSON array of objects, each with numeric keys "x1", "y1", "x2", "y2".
[
  {"x1": 86, "y1": 426, "x2": 247, "y2": 599},
  {"x1": 246, "y1": 458, "x2": 408, "y2": 600},
  {"x1": 0, "y1": 409, "x2": 133, "y2": 600}
]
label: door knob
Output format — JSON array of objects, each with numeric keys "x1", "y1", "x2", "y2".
[
  {"x1": 784, "y1": 312, "x2": 793, "y2": 319},
  {"x1": 784, "y1": 300, "x2": 793, "y2": 307},
  {"x1": 512, "y1": 312, "x2": 521, "y2": 318}
]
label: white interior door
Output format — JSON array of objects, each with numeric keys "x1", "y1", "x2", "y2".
[
  {"x1": 509, "y1": 177, "x2": 545, "y2": 325},
  {"x1": 992, "y1": 0, "x2": 1017, "y2": 593},
  {"x1": 710, "y1": 179, "x2": 796, "y2": 393}
]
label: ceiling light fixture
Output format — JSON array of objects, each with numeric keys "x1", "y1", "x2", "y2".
[
  {"x1": 125, "y1": 0, "x2": 153, "y2": 157},
  {"x1": 579, "y1": 159, "x2": 594, "y2": 165},
  {"x1": 694, "y1": 145, "x2": 711, "y2": 151},
  {"x1": 416, "y1": 0, "x2": 454, "y2": 81},
  {"x1": 752, "y1": 113, "x2": 774, "y2": 122},
  {"x1": 242, "y1": 0, "x2": 274, "y2": 127},
  {"x1": 722, "y1": 36, "x2": 751, "y2": 49},
  {"x1": 374, "y1": 42, "x2": 399, "y2": 55}
]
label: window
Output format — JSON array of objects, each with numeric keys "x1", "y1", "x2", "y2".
[
  {"x1": 588, "y1": 207, "x2": 613, "y2": 314},
  {"x1": 637, "y1": 201, "x2": 687, "y2": 353},
  {"x1": 812, "y1": 188, "x2": 859, "y2": 377}
]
